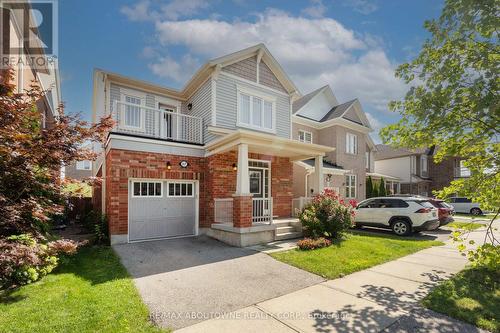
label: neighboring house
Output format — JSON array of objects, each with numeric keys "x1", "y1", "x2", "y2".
[
  {"x1": 0, "y1": 4, "x2": 61, "y2": 129},
  {"x1": 374, "y1": 145, "x2": 469, "y2": 196},
  {"x1": 291, "y1": 85, "x2": 378, "y2": 202},
  {"x1": 64, "y1": 160, "x2": 92, "y2": 180},
  {"x1": 92, "y1": 44, "x2": 333, "y2": 245}
]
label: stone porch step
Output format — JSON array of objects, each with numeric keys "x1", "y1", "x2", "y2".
[
  {"x1": 273, "y1": 219, "x2": 302, "y2": 227},
  {"x1": 275, "y1": 226, "x2": 295, "y2": 233},
  {"x1": 275, "y1": 231, "x2": 303, "y2": 241}
]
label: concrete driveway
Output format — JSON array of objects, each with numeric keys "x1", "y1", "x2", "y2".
[{"x1": 113, "y1": 236, "x2": 324, "y2": 330}]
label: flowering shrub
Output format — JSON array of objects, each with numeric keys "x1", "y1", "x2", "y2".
[
  {"x1": 0, "y1": 234, "x2": 80, "y2": 289},
  {"x1": 297, "y1": 237, "x2": 332, "y2": 250},
  {"x1": 298, "y1": 189, "x2": 356, "y2": 239}
]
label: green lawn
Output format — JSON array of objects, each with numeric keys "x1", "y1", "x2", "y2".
[
  {"x1": 446, "y1": 221, "x2": 484, "y2": 231},
  {"x1": 422, "y1": 268, "x2": 500, "y2": 332},
  {"x1": 0, "y1": 246, "x2": 164, "y2": 333},
  {"x1": 270, "y1": 233, "x2": 443, "y2": 279}
]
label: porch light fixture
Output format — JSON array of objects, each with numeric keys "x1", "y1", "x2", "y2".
[
  {"x1": 326, "y1": 174, "x2": 332, "y2": 182},
  {"x1": 166, "y1": 162, "x2": 172, "y2": 170},
  {"x1": 232, "y1": 163, "x2": 237, "y2": 171},
  {"x1": 187, "y1": 103, "x2": 193, "y2": 110}
]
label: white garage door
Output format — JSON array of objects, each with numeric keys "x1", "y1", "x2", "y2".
[{"x1": 129, "y1": 180, "x2": 197, "y2": 242}]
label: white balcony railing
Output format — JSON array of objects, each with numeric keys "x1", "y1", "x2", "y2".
[
  {"x1": 112, "y1": 101, "x2": 203, "y2": 144},
  {"x1": 214, "y1": 198, "x2": 233, "y2": 224},
  {"x1": 253, "y1": 197, "x2": 273, "y2": 224}
]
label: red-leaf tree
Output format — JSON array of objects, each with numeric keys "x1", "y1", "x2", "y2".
[{"x1": 0, "y1": 69, "x2": 114, "y2": 238}]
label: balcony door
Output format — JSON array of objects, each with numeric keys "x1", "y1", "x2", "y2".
[{"x1": 159, "y1": 103, "x2": 175, "y2": 139}]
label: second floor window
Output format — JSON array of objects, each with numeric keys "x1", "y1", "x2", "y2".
[
  {"x1": 421, "y1": 155, "x2": 428, "y2": 175},
  {"x1": 238, "y1": 90, "x2": 274, "y2": 132},
  {"x1": 298, "y1": 130, "x2": 312, "y2": 143},
  {"x1": 346, "y1": 133, "x2": 358, "y2": 154},
  {"x1": 76, "y1": 160, "x2": 91, "y2": 170},
  {"x1": 365, "y1": 151, "x2": 370, "y2": 169},
  {"x1": 124, "y1": 95, "x2": 143, "y2": 129}
]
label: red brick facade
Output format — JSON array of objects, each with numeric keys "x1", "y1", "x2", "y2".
[
  {"x1": 232, "y1": 195, "x2": 253, "y2": 227},
  {"x1": 102, "y1": 148, "x2": 293, "y2": 236}
]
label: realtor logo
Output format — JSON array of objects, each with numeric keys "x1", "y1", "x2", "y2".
[{"x1": 0, "y1": 0, "x2": 58, "y2": 68}]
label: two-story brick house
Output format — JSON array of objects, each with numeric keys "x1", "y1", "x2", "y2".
[
  {"x1": 374, "y1": 145, "x2": 469, "y2": 196},
  {"x1": 92, "y1": 44, "x2": 333, "y2": 245},
  {"x1": 290, "y1": 85, "x2": 378, "y2": 203}
]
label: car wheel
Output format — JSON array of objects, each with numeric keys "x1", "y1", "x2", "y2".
[
  {"x1": 470, "y1": 208, "x2": 482, "y2": 215},
  {"x1": 392, "y1": 220, "x2": 411, "y2": 236}
]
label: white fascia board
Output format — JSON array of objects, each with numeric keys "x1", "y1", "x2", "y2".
[{"x1": 292, "y1": 115, "x2": 371, "y2": 134}]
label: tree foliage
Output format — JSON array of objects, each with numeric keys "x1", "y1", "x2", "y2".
[
  {"x1": 380, "y1": 0, "x2": 499, "y2": 267},
  {"x1": 366, "y1": 176, "x2": 374, "y2": 198},
  {"x1": 378, "y1": 177, "x2": 387, "y2": 197},
  {"x1": 380, "y1": 0, "x2": 499, "y2": 210},
  {"x1": 0, "y1": 69, "x2": 113, "y2": 237}
]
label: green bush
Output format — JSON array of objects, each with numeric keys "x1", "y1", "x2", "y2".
[
  {"x1": 297, "y1": 237, "x2": 332, "y2": 250},
  {"x1": 0, "y1": 234, "x2": 79, "y2": 289},
  {"x1": 298, "y1": 189, "x2": 357, "y2": 239},
  {"x1": 82, "y1": 211, "x2": 109, "y2": 245}
]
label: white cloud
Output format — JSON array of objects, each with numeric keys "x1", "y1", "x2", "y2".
[
  {"x1": 301, "y1": 0, "x2": 327, "y2": 18},
  {"x1": 366, "y1": 112, "x2": 385, "y2": 137},
  {"x1": 120, "y1": 0, "x2": 209, "y2": 22},
  {"x1": 147, "y1": 10, "x2": 405, "y2": 112},
  {"x1": 342, "y1": 0, "x2": 378, "y2": 15},
  {"x1": 149, "y1": 54, "x2": 200, "y2": 83}
]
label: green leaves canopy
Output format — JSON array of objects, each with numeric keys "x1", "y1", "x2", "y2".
[{"x1": 381, "y1": 0, "x2": 499, "y2": 209}]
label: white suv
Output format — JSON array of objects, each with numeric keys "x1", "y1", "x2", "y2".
[{"x1": 354, "y1": 196, "x2": 439, "y2": 236}]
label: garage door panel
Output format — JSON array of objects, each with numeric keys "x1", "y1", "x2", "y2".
[{"x1": 129, "y1": 181, "x2": 197, "y2": 241}]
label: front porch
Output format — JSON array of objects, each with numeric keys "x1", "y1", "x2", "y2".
[{"x1": 205, "y1": 129, "x2": 333, "y2": 246}]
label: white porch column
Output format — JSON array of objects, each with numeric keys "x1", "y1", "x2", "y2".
[
  {"x1": 315, "y1": 155, "x2": 324, "y2": 194},
  {"x1": 236, "y1": 143, "x2": 250, "y2": 194}
]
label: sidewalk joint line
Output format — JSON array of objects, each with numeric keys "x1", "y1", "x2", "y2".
[{"x1": 253, "y1": 304, "x2": 303, "y2": 333}]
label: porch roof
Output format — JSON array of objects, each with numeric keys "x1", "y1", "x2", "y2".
[
  {"x1": 366, "y1": 172, "x2": 401, "y2": 181},
  {"x1": 205, "y1": 129, "x2": 334, "y2": 161}
]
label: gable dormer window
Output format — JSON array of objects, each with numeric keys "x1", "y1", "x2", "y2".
[{"x1": 237, "y1": 86, "x2": 275, "y2": 133}]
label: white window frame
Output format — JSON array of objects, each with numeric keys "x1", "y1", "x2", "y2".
[
  {"x1": 120, "y1": 88, "x2": 146, "y2": 131},
  {"x1": 167, "y1": 181, "x2": 195, "y2": 198},
  {"x1": 345, "y1": 174, "x2": 356, "y2": 199},
  {"x1": 236, "y1": 86, "x2": 276, "y2": 134},
  {"x1": 365, "y1": 151, "x2": 369, "y2": 169},
  {"x1": 346, "y1": 132, "x2": 358, "y2": 155},
  {"x1": 131, "y1": 181, "x2": 163, "y2": 198},
  {"x1": 421, "y1": 155, "x2": 428, "y2": 174},
  {"x1": 298, "y1": 130, "x2": 313, "y2": 143},
  {"x1": 76, "y1": 160, "x2": 92, "y2": 171}
]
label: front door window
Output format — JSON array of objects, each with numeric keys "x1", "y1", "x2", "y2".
[{"x1": 249, "y1": 170, "x2": 262, "y2": 197}]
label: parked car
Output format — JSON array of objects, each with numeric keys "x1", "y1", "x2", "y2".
[
  {"x1": 428, "y1": 198, "x2": 454, "y2": 226},
  {"x1": 354, "y1": 196, "x2": 440, "y2": 236},
  {"x1": 446, "y1": 197, "x2": 484, "y2": 215}
]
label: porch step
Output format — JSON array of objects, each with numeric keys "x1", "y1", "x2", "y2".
[
  {"x1": 275, "y1": 231, "x2": 303, "y2": 241},
  {"x1": 275, "y1": 226, "x2": 295, "y2": 233},
  {"x1": 273, "y1": 220, "x2": 302, "y2": 228}
]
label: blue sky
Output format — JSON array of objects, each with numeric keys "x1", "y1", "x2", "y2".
[{"x1": 59, "y1": 0, "x2": 443, "y2": 141}]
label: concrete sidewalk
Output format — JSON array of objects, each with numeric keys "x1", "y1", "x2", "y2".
[{"x1": 177, "y1": 231, "x2": 493, "y2": 333}]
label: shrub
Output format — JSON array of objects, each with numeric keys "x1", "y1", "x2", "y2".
[
  {"x1": 298, "y1": 189, "x2": 356, "y2": 239},
  {"x1": 82, "y1": 211, "x2": 109, "y2": 245},
  {"x1": 0, "y1": 234, "x2": 80, "y2": 289},
  {"x1": 297, "y1": 237, "x2": 332, "y2": 250}
]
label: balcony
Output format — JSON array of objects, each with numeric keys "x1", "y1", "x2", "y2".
[
  {"x1": 111, "y1": 101, "x2": 203, "y2": 145},
  {"x1": 455, "y1": 166, "x2": 471, "y2": 178}
]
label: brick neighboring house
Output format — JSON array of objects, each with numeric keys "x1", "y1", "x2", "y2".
[
  {"x1": 374, "y1": 145, "x2": 469, "y2": 196},
  {"x1": 290, "y1": 85, "x2": 390, "y2": 203},
  {"x1": 92, "y1": 44, "x2": 333, "y2": 245}
]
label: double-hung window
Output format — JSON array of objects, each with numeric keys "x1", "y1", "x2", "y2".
[
  {"x1": 420, "y1": 155, "x2": 428, "y2": 176},
  {"x1": 345, "y1": 174, "x2": 356, "y2": 198},
  {"x1": 298, "y1": 130, "x2": 313, "y2": 143},
  {"x1": 346, "y1": 133, "x2": 358, "y2": 154},
  {"x1": 238, "y1": 88, "x2": 275, "y2": 132},
  {"x1": 122, "y1": 95, "x2": 143, "y2": 130},
  {"x1": 76, "y1": 160, "x2": 91, "y2": 170}
]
